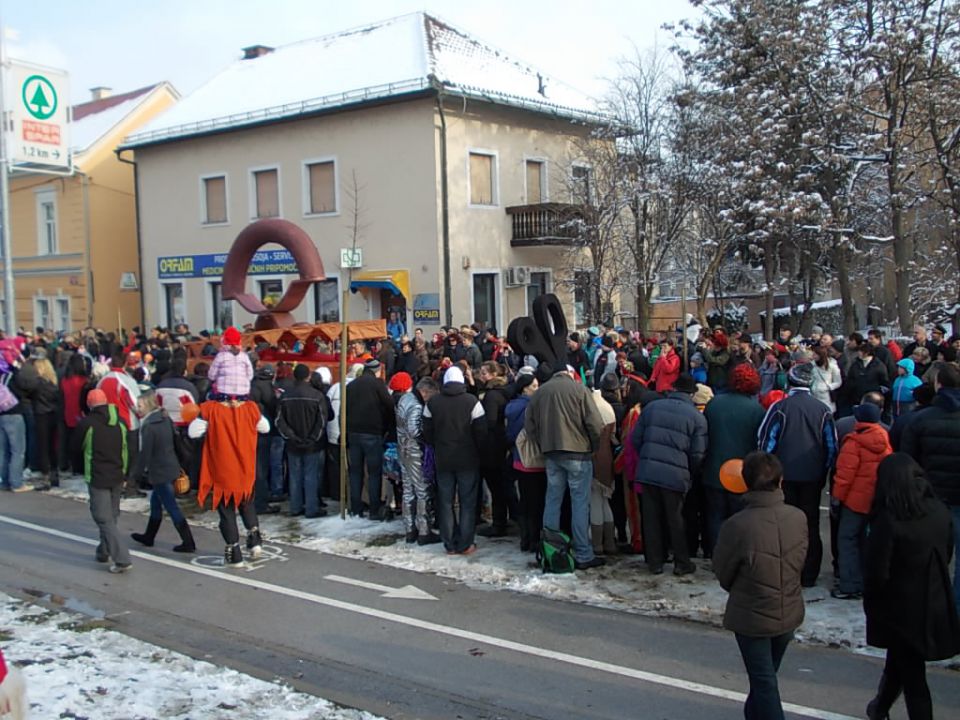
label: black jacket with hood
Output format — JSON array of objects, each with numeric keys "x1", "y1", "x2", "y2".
[
  {"x1": 277, "y1": 380, "x2": 332, "y2": 453},
  {"x1": 422, "y1": 381, "x2": 487, "y2": 472},
  {"x1": 131, "y1": 409, "x2": 180, "y2": 486},
  {"x1": 901, "y1": 387, "x2": 960, "y2": 505},
  {"x1": 73, "y1": 404, "x2": 128, "y2": 489}
]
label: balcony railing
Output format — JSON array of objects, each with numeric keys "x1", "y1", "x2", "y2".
[{"x1": 505, "y1": 203, "x2": 587, "y2": 247}]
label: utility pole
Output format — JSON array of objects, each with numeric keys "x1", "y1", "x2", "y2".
[{"x1": 0, "y1": 26, "x2": 17, "y2": 334}]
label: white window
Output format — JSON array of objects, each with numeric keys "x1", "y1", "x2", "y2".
[
  {"x1": 163, "y1": 283, "x2": 185, "y2": 327},
  {"x1": 313, "y1": 278, "x2": 340, "y2": 322},
  {"x1": 468, "y1": 150, "x2": 498, "y2": 206},
  {"x1": 201, "y1": 174, "x2": 228, "y2": 224},
  {"x1": 525, "y1": 159, "x2": 547, "y2": 203},
  {"x1": 34, "y1": 297, "x2": 51, "y2": 331},
  {"x1": 36, "y1": 189, "x2": 58, "y2": 255},
  {"x1": 55, "y1": 297, "x2": 70, "y2": 332},
  {"x1": 303, "y1": 158, "x2": 338, "y2": 215},
  {"x1": 250, "y1": 167, "x2": 280, "y2": 219}
]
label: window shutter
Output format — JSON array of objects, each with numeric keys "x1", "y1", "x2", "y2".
[
  {"x1": 469, "y1": 153, "x2": 494, "y2": 205},
  {"x1": 204, "y1": 177, "x2": 227, "y2": 223},
  {"x1": 309, "y1": 162, "x2": 336, "y2": 213},
  {"x1": 255, "y1": 170, "x2": 279, "y2": 218}
]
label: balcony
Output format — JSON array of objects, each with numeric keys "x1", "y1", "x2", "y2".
[{"x1": 505, "y1": 203, "x2": 587, "y2": 247}]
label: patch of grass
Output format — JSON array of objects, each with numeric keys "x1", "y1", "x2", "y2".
[
  {"x1": 366, "y1": 533, "x2": 403, "y2": 547},
  {"x1": 17, "y1": 610, "x2": 57, "y2": 625},
  {"x1": 0, "y1": 629, "x2": 13, "y2": 642},
  {"x1": 58, "y1": 619, "x2": 111, "y2": 633}
]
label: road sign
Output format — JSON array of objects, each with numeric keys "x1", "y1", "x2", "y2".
[
  {"x1": 6, "y1": 60, "x2": 70, "y2": 171},
  {"x1": 340, "y1": 247, "x2": 362, "y2": 269}
]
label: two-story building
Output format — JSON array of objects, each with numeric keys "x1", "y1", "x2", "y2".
[
  {"x1": 3, "y1": 82, "x2": 179, "y2": 332},
  {"x1": 123, "y1": 13, "x2": 606, "y2": 334}
]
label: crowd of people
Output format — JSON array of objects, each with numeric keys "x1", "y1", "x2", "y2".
[{"x1": 1, "y1": 316, "x2": 958, "y2": 718}]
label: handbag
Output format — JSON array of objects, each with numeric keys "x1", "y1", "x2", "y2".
[
  {"x1": 173, "y1": 469, "x2": 190, "y2": 496},
  {"x1": 515, "y1": 427, "x2": 545, "y2": 471}
]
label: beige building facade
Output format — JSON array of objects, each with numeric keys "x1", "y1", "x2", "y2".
[
  {"x1": 2, "y1": 83, "x2": 178, "y2": 333},
  {"x1": 126, "y1": 13, "x2": 603, "y2": 335}
]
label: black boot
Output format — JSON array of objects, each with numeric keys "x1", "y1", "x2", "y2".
[
  {"x1": 246, "y1": 527, "x2": 263, "y2": 559},
  {"x1": 866, "y1": 672, "x2": 899, "y2": 720},
  {"x1": 173, "y1": 520, "x2": 196, "y2": 553},
  {"x1": 131, "y1": 516, "x2": 162, "y2": 547},
  {"x1": 224, "y1": 544, "x2": 243, "y2": 568}
]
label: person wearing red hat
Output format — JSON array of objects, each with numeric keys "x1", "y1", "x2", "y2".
[
  {"x1": 208, "y1": 326, "x2": 253, "y2": 399},
  {"x1": 75, "y1": 388, "x2": 132, "y2": 573}
]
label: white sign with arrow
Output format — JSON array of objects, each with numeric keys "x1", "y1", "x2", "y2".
[{"x1": 324, "y1": 574, "x2": 437, "y2": 600}]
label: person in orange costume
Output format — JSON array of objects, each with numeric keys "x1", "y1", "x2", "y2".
[{"x1": 188, "y1": 398, "x2": 270, "y2": 567}]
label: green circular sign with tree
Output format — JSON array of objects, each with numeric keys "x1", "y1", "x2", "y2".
[{"x1": 22, "y1": 74, "x2": 58, "y2": 120}]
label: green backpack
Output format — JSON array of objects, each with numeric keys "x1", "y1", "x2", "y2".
[{"x1": 537, "y1": 527, "x2": 576, "y2": 574}]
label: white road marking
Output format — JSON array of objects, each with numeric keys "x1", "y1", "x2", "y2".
[
  {"x1": 324, "y1": 574, "x2": 438, "y2": 600},
  {"x1": 0, "y1": 514, "x2": 856, "y2": 720}
]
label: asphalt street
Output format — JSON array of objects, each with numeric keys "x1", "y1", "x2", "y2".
[{"x1": 1, "y1": 492, "x2": 957, "y2": 720}]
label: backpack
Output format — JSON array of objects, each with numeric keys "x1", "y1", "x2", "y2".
[
  {"x1": 537, "y1": 527, "x2": 576, "y2": 574},
  {"x1": 0, "y1": 374, "x2": 18, "y2": 413},
  {"x1": 515, "y1": 427, "x2": 545, "y2": 470}
]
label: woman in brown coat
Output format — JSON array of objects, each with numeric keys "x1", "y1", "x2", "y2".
[{"x1": 713, "y1": 451, "x2": 808, "y2": 720}]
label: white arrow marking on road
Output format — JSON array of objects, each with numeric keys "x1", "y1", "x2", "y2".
[{"x1": 324, "y1": 574, "x2": 437, "y2": 600}]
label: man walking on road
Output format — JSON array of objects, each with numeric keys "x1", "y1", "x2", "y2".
[
  {"x1": 758, "y1": 363, "x2": 837, "y2": 587},
  {"x1": 422, "y1": 366, "x2": 487, "y2": 555},
  {"x1": 76, "y1": 389, "x2": 132, "y2": 574},
  {"x1": 524, "y1": 365, "x2": 606, "y2": 569}
]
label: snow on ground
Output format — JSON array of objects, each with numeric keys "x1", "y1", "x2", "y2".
[
  {"x1": 0, "y1": 591, "x2": 381, "y2": 720},
  {"x1": 43, "y1": 475, "x2": 872, "y2": 653}
]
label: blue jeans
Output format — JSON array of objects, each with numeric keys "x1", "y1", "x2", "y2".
[
  {"x1": 735, "y1": 632, "x2": 792, "y2": 720},
  {"x1": 0, "y1": 414, "x2": 26, "y2": 489},
  {"x1": 952, "y1": 506, "x2": 960, "y2": 617},
  {"x1": 543, "y1": 455, "x2": 594, "y2": 563},
  {"x1": 837, "y1": 506, "x2": 867, "y2": 594},
  {"x1": 150, "y1": 482, "x2": 185, "y2": 525},
  {"x1": 269, "y1": 435, "x2": 285, "y2": 495},
  {"x1": 436, "y1": 468, "x2": 480, "y2": 553},
  {"x1": 348, "y1": 433, "x2": 383, "y2": 516},
  {"x1": 288, "y1": 450, "x2": 322, "y2": 516}
]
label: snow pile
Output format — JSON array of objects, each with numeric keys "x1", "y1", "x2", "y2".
[
  {"x1": 45, "y1": 476, "x2": 867, "y2": 650},
  {"x1": 0, "y1": 592, "x2": 381, "y2": 719}
]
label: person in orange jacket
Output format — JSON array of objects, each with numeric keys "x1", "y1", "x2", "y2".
[{"x1": 831, "y1": 402, "x2": 892, "y2": 599}]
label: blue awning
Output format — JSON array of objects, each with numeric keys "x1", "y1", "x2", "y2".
[{"x1": 349, "y1": 269, "x2": 409, "y2": 299}]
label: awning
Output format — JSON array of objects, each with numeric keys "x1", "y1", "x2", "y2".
[{"x1": 349, "y1": 269, "x2": 410, "y2": 299}]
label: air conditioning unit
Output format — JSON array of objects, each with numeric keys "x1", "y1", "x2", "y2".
[{"x1": 505, "y1": 266, "x2": 531, "y2": 287}]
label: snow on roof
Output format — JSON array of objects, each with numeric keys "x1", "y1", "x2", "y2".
[
  {"x1": 70, "y1": 84, "x2": 172, "y2": 154},
  {"x1": 758, "y1": 299, "x2": 844, "y2": 317},
  {"x1": 124, "y1": 12, "x2": 601, "y2": 148}
]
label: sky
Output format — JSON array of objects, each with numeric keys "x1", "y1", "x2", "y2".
[{"x1": 0, "y1": 0, "x2": 699, "y2": 106}]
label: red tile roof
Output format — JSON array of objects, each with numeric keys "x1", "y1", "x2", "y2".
[{"x1": 72, "y1": 84, "x2": 159, "y2": 121}]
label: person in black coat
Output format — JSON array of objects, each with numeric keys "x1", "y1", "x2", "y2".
[
  {"x1": 477, "y1": 362, "x2": 518, "y2": 537},
  {"x1": 345, "y1": 359, "x2": 394, "y2": 519},
  {"x1": 395, "y1": 338, "x2": 420, "y2": 378},
  {"x1": 843, "y1": 343, "x2": 890, "y2": 410},
  {"x1": 864, "y1": 454, "x2": 960, "y2": 720}
]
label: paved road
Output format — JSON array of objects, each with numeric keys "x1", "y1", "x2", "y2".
[{"x1": 1, "y1": 492, "x2": 957, "y2": 720}]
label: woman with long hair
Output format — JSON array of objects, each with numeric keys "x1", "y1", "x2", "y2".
[
  {"x1": 810, "y1": 346, "x2": 842, "y2": 412},
  {"x1": 31, "y1": 358, "x2": 61, "y2": 489},
  {"x1": 864, "y1": 453, "x2": 960, "y2": 719},
  {"x1": 129, "y1": 389, "x2": 195, "y2": 553},
  {"x1": 60, "y1": 353, "x2": 90, "y2": 475}
]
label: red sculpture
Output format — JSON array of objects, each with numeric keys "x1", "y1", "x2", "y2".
[{"x1": 221, "y1": 219, "x2": 326, "y2": 330}]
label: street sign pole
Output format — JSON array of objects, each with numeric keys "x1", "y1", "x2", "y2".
[{"x1": 0, "y1": 30, "x2": 17, "y2": 334}]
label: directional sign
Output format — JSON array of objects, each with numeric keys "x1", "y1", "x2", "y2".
[
  {"x1": 7, "y1": 60, "x2": 71, "y2": 171},
  {"x1": 324, "y1": 574, "x2": 438, "y2": 600}
]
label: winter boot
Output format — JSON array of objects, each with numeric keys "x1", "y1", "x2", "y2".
[
  {"x1": 172, "y1": 520, "x2": 196, "y2": 553},
  {"x1": 131, "y1": 516, "x2": 162, "y2": 547},
  {"x1": 591, "y1": 524, "x2": 603, "y2": 555},
  {"x1": 224, "y1": 544, "x2": 244, "y2": 568},
  {"x1": 866, "y1": 672, "x2": 899, "y2": 720},
  {"x1": 49, "y1": 470, "x2": 60, "y2": 488},
  {"x1": 602, "y1": 522, "x2": 618, "y2": 556},
  {"x1": 246, "y1": 527, "x2": 263, "y2": 559}
]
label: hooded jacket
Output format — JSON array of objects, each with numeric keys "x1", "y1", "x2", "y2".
[
  {"x1": 631, "y1": 391, "x2": 708, "y2": 493},
  {"x1": 345, "y1": 371, "x2": 394, "y2": 436},
  {"x1": 73, "y1": 404, "x2": 128, "y2": 489},
  {"x1": 276, "y1": 380, "x2": 331, "y2": 452},
  {"x1": 713, "y1": 489, "x2": 808, "y2": 637},
  {"x1": 892, "y1": 358, "x2": 922, "y2": 405},
  {"x1": 524, "y1": 373, "x2": 604, "y2": 457},
  {"x1": 422, "y1": 381, "x2": 486, "y2": 472},
  {"x1": 758, "y1": 388, "x2": 837, "y2": 485},
  {"x1": 130, "y1": 409, "x2": 180, "y2": 487},
  {"x1": 650, "y1": 350, "x2": 680, "y2": 393},
  {"x1": 901, "y1": 387, "x2": 960, "y2": 505},
  {"x1": 479, "y1": 377, "x2": 515, "y2": 469},
  {"x1": 831, "y1": 422, "x2": 893, "y2": 514}
]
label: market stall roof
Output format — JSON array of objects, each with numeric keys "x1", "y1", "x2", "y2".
[
  {"x1": 245, "y1": 319, "x2": 387, "y2": 346},
  {"x1": 349, "y1": 269, "x2": 410, "y2": 300}
]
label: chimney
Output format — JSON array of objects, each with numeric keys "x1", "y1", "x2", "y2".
[
  {"x1": 242, "y1": 44, "x2": 274, "y2": 60},
  {"x1": 90, "y1": 86, "x2": 112, "y2": 101}
]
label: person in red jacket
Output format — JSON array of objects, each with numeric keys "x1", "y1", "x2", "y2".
[
  {"x1": 649, "y1": 338, "x2": 681, "y2": 393},
  {"x1": 831, "y1": 402, "x2": 892, "y2": 599}
]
